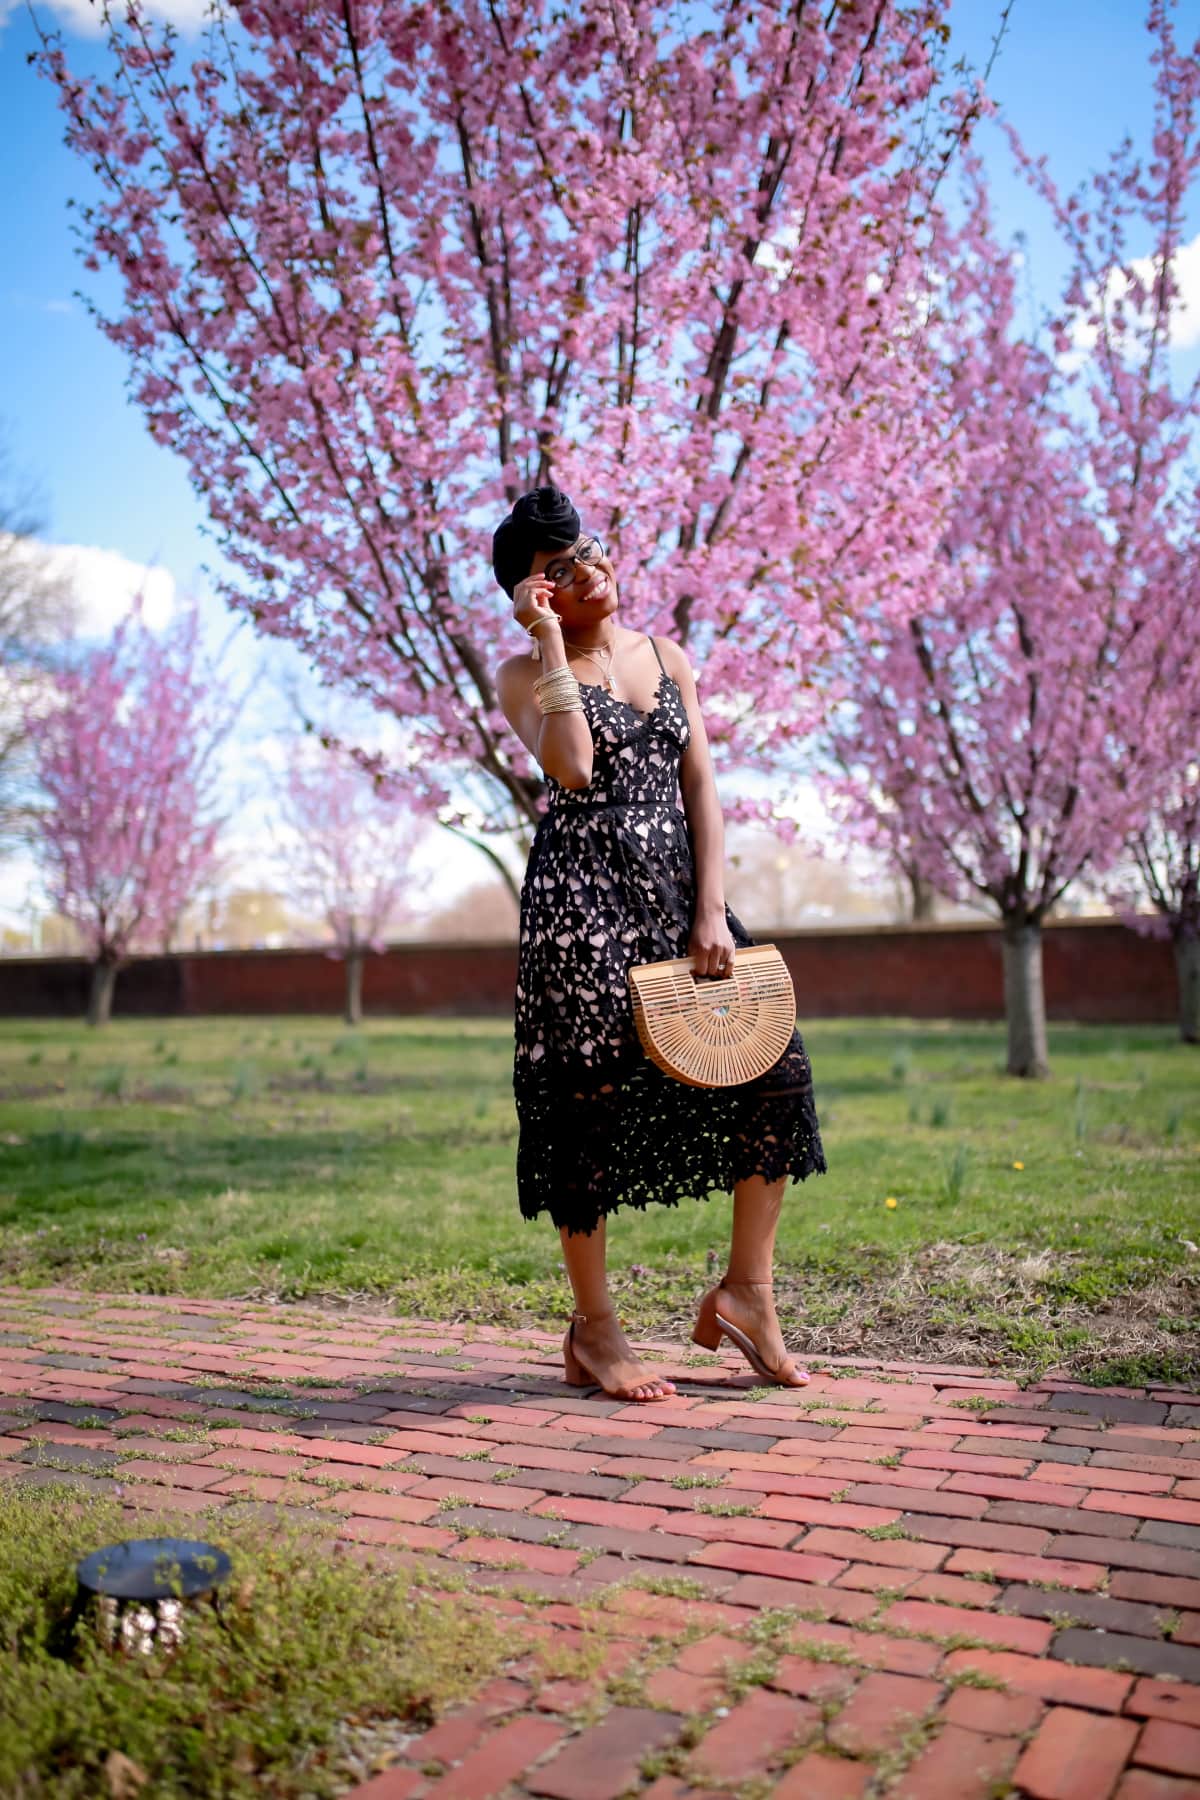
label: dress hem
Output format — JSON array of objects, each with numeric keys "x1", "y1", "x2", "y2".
[{"x1": 521, "y1": 1148, "x2": 828, "y2": 1238}]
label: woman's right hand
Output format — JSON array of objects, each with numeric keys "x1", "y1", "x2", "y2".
[{"x1": 511, "y1": 574, "x2": 563, "y2": 641}]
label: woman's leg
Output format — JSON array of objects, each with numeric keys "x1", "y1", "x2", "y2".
[
  {"x1": 728, "y1": 1171, "x2": 786, "y2": 1281},
  {"x1": 559, "y1": 1217, "x2": 676, "y2": 1400},
  {"x1": 713, "y1": 1173, "x2": 806, "y2": 1383}
]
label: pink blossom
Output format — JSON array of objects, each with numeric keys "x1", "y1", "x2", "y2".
[
  {"x1": 24, "y1": 600, "x2": 234, "y2": 993},
  {"x1": 275, "y1": 740, "x2": 429, "y2": 957},
  {"x1": 33, "y1": 0, "x2": 988, "y2": 834},
  {"x1": 816, "y1": 2, "x2": 1200, "y2": 1071}
]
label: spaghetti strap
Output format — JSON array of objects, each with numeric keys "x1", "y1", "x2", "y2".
[{"x1": 647, "y1": 634, "x2": 667, "y2": 675}]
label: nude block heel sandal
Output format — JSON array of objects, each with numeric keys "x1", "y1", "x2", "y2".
[
  {"x1": 691, "y1": 1285, "x2": 810, "y2": 1387},
  {"x1": 562, "y1": 1313, "x2": 590, "y2": 1387},
  {"x1": 561, "y1": 1309, "x2": 676, "y2": 1401},
  {"x1": 691, "y1": 1289, "x2": 724, "y2": 1352}
]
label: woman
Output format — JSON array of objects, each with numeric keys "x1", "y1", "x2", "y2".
[{"x1": 493, "y1": 486, "x2": 826, "y2": 1403}]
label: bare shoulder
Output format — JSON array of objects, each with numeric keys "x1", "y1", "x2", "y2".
[
  {"x1": 494, "y1": 651, "x2": 538, "y2": 698},
  {"x1": 494, "y1": 653, "x2": 543, "y2": 745}
]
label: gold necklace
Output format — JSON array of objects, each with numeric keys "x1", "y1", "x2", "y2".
[{"x1": 563, "y1": 634, "x2": 618, "y2": 693}]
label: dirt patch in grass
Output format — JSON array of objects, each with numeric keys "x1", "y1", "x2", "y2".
[
  {"x1": 701, "y1": 1243, "x2": 1198, "y2": 1385},
  {"x1": 233, "y1": 1242, "x2": 1199, "y2": 1387}
]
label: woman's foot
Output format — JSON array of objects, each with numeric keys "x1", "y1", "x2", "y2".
[
  {"x1": 697, "y1": 1279, "x2": 809, "y2": 1387},
  {"x1": 563, "y1": 1308, "x2": 677, "y2": 1401}
]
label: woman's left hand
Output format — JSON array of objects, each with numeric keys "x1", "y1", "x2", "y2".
[{"x1": 689, "y1": 905, "x2": 736, "y2": 980}]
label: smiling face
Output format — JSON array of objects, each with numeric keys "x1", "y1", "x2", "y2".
[{"x1": 528, "y1": 536, "x2": 619, "y2": 631}]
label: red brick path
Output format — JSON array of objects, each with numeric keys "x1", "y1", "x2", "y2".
[{"x1": 2, "y1": 1284, "x2": 1199, "y2": 1798}]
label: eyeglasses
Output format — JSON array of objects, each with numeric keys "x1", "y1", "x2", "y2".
[{"x1": 542, "y1": 537, "x2": 605, "y2": 591}]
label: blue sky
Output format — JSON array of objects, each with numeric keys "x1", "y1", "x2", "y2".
[{"x1": 0, "y1": 0, "x2": 1195, "y2": 924}]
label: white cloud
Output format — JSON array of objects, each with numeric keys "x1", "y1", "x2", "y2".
[
  {"x1": 1072, "y1": 231, "x2": 1200, "y2": 357},
  {"x1": 0, "y1": 848, "x2": 42, "y2": 931},
  {"x1": 1145, "y1": 233, "x2": 1200, "y2": 350},
  {"x1": 34, "y1": 541, "x2": 176, "y2": 636},
  {"x1": 251, "y1": 719, "x2": 409, "y2": 777},
  {"x1": 1, "y1": 0, "x2": 214, "y2": 33}
]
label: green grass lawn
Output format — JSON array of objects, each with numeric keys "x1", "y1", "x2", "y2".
[{"x1": 0, "y1": 1015, "x2": 1195, "y2": 1384}]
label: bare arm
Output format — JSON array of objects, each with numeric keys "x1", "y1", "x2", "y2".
[
  {"x1": 659, "y1": 638, "x2": 737, "y2": 977},
  {"x1": 494, "y1": 578, "x2": 593, "y2": 790}
]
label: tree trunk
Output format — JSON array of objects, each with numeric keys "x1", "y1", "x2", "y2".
[
  {"x1": 1175, "y1": 933, "x2": 1199, "y2": 1045},
  {"x1": 344, "y1": 950, "x2": 364, "y2": 1026},
  {"x1": 908, "y1": 869, "x2": 937, "y2": 923},
  {"x1": 1002, "y1": 918, "x2": 1049, "y2": 1078},
  {"x1": 87, "y1": 959, "x2": 118, "y2": 1027}
]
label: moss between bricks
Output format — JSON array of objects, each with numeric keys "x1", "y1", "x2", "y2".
[
  {"x1": 627, "y1": 1574, "x2": 711, "y2": 1602},
  {"x1": 530, "y1": 1631, "x2": 608, "y2": 1687},
  {"x1": 870, "y1": 1715, "x2": 942, "y2": 1789},
  {"x1": 943, "y1": 1665, "x2": 1010, "y2": 1691}
]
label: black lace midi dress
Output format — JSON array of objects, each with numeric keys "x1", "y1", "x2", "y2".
[{"x1": 514, "y1": 635, "x2": 826, "y2": 1237}]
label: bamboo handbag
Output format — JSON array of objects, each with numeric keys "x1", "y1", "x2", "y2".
[{"x1": 627, "y1": 945, "x2": 796, "y2": 1089}]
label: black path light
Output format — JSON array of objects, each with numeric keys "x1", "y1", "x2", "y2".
[{"x1": 71, "y1": 1536, "x2": 232, "y2": 1656}]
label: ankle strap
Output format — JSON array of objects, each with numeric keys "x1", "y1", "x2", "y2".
[{"x1": 570, "y1": 1307, "x2": 617, "y2": 1324}]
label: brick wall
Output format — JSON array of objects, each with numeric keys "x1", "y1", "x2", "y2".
[{"x1": 0, "y1": 917, "x2": 1175, "y2": 1024}]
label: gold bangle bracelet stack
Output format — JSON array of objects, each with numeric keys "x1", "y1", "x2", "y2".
[{"x1": 534, "y1": 665, "x2": 584, "y2": 715}]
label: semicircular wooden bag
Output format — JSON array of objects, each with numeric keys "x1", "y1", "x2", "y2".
[{"x1": 627, "y1": 944, "x2": 796, "y2": 1089}]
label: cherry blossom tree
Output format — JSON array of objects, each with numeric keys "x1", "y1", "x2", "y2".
[
  {"x1": 36, "y1": 0, "x2": 997, "y2": 856},
  {"x1": 1120, "y1": 775, "x2": 1200, "y2": 1044},
  {"x1": 275, "y1": 740, "x2": 429, "y2": 1024},
  {"x1": 816, "y1": 2, "x2": 1200, "y2": 1076},
  {"x1": 24, "y1": 600, "x2": 232, "y2": 1025}
]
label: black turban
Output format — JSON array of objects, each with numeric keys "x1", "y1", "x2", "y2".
[{"x1": 492, "y1": 485, "x2": 581, "y2": 597}]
